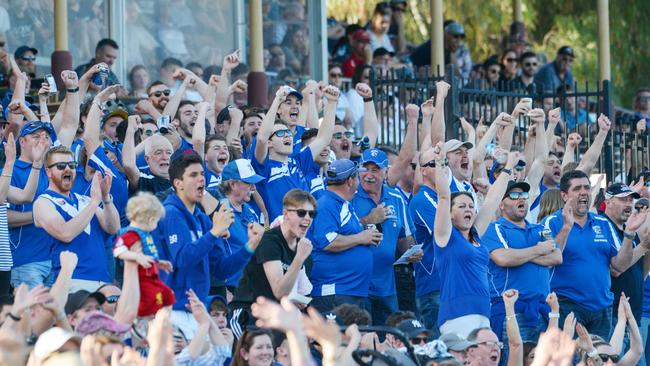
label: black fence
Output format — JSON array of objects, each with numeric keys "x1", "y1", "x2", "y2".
[{"x1": 368, "y1": 65, "x2": 650, "y2": 184}]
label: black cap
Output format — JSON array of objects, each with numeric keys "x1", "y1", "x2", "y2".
[
  {"x1": 373, "y1": 47, "x2": 395, "y2": 58},
  {"x1": 605, "y1": 183, "x2": 640, "y2": 199},
  {"x1": 216, "y1": 105, "x2": 231, "y2": 124},
  {"x1": 503, "y1": 180, "x2": 531, "y2": 199},
  {"x1": 397, "y1": 318, "x2": 431, "y2": 338},
  {"x1": 557, "y1": 46, "x2": 575, "y2": 58},
  {"x1": 14, "y1": 45, "x2": 38, "y2": 59},
  {"x1": 65, "y1": 290, "x2": 106, "y2": 315}
]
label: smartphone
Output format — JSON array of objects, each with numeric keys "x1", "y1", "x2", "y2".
[
  {"x1": 45, "y1": 74, "x2": 57, "y2": 95},
  {"x1": 157, "y1": 115, "x2": 170, "y2": 134}
]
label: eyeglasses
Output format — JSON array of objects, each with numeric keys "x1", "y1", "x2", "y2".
[
  {"x1": 20, "y1": 56, "x2": 36, "y2": 61},
  {"x1": 599, "y1": 354, "x2": 619, "y2": 363},
  {"x1": 286, "y1": 209, "x2": 317, "y2": 218},
  {"x1": 506, "y1": 58, "x2": 517, "y2": 63},
  {"x1": 48, "y1": 161, "x2": 78, "y2": 170},
  {"x1": 524, "y1": 62, "x2": 538, "y2": 67},
  {"x1": 150, "y1": 89, "x2": 171, "y2": 97},
  {"x1": 329, "y1": 72, "x2": 342, "y2": 78},
  {"x1": 106, "y1": 295, "x2": 120, "y2": 304},
  {"x1": 506, "y1": 191, "x2": 530, "y2": 200},
  {"x1": 411, "y1": 337, "x2": 429, "y2": 345},
  {"x1": 479, "y1": 341, "x2": 504, "y2": 349},
  {"x1": 270, "y1": 129, "x2": 293, "y2": 139},
  {"x1": 333, "y1": 131, "x2": 354, "y2": 139}
]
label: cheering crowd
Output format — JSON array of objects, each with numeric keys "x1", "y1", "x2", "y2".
[{"x1": 0, "y1": 1, "x2": 648, "y2": 365}]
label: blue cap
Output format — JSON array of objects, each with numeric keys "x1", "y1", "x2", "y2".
[
  {"x1": 286, "y1": 87, "x2": 303, "y2": 101},
  {"x1": 326, "y1": 159, "x2": 362, "y2": 183},
  {"x1": 221, "y1": 159, "x2": 265, "y2": 184},
  {"x1": 360, "y1": 148, "x2": 389, "y2": 169},
  {"x1": 19, "y1": 121, "x2": 57, "y2": 140}
]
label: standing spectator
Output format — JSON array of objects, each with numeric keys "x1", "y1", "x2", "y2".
[
  {"x1": 534, "y1": 46, "x2": 574, "y2": 92},
  {"x1": 387, "y1": 0, "x2": 407, "y2": 54},
  {"x1": 328, "y1": 63, "x2": 350, "y2": 124},
  {"x1": 633, "y1": 88, "x2": 650, "y2": 128},
  {"x1": 514, "y1": 52, "x2": 539, "y2": 88},
  {"x1": 372, "y1": 47, "x2": 394, "y2": 71},
  {"x1": 410, "y1": 20, "x2": 473, "y2": 79},
  {"x1": 482, "y1": 181, "x2": 561, "y2": 343},
  {"x1": 342, "y1": 30, "x2": 372, "y2": 78},
  {"x1": 33, "y1": 146, "x2": 120, "y2": 292},
  {"x1": 74, "y1": 38, "x2": 120, "y2": 87},
  {"x1": 352, "y1": 148, "x2": 419, "y2": 325},
  {"x1": 482, "y1": 57, "x2": 501, "y2": 89},
  {"x1": 229, "y1": 189, "x2": 313, "y2": 337},
  {"x1": 331, "y1": 24, "x2": 363, "y2": 64},
  {"x1": 308, "y1": 159, "x2": 382, "y2": 314},
  {"x1": 499, "y1": 49, "x2": 518, "y2": 83},
  {"x1": 367, "y1": 3, "x2": 394, "y2": 53},
  {"x1": 267, "y1": 44, "x2": 286, "y2": 73},
  {"x1": 128, "y1": 65, "x2": 150, "y2": 98},
  {"x1": 542, "y1": 170, "x2": 639, "y2": 339}
]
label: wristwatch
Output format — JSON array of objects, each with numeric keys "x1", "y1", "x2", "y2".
[
  {"x1": 501, "y1": 168, "x2": 513, "y2": 175},
  {"x1": 623, "y1": 231, "x2": 636, "y2": 240}
]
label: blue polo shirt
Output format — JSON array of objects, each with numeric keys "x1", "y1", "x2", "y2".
[
  {"x1": 643, "y1": 278, "x2": 650, "y2": 318},
  {"x1": 302, "y1": 158, "x2": 326, "y2": 200},
  {"x1": 7, "y1": 159, "x2": 51, "y2": 266},
  {"x1": 222, "y1": 202, "x2": 259, "y2": 287},
  {"x1": 435, "y1": 227, "x2": 490, "y2": 325},
  {"x1": 482, "y1": 217, "x2": 549, "y2": 301},
  {"x1": 408, "y1": 185, "x2": 441, "y2": 297},
  {"x1": 308, "y1": 190, "x2": 372, "y2": 297},
  {"x1": 252, "y1": 147, "x2": 312, "y2": 222},
  {"x1": 542, "y1": 209, "x2": 619, "y2": 311},
  {"x1": 352, "y1": 183, "x2": 413, "y2": 297}
]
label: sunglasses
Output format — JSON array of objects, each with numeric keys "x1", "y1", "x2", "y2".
[
  {"x1": 286, "y1": 208, "x2": 317, "y2": 218},
  {"x1": 329, "y1": 72, "x2": 342, "y2": 78},
  {"x1": 270, "y1": 129, "x2": 293, "y2": 139},
  {"x1": 48, "y1": 161, "x2": 78, "y2": 170},
  {"x1": 524, "y1": 62, "x2": 538, "y2": 67},
  {"x1": 20, "y1": 56, "x2": 36, "y2": 61},
  {"x1": 422, "y1": 158, "x2": 448, "y2": 168},
  {"x1": 506, "y1": 58, "x2": 517, "y2": 63},
  {"x1": 150, "y1": 89, "x2": 171, "y2": 97},
  {"x1": 506, "y1": 191, "x2": 529, "y2": 200},
  {"x1": 599, "y1": 354, "x2": 619, "y2": 363},
  {"x1": 411, "y1": 337, "x2": 429, "y2": 344},
  {"x1": 106, "y1": 295, "x2": 120, "y2": 304},
  {"x1": 636, "y1": 205, "x2": 648, "y2": 212},
  {"x1": 333, "y1": 131, "x2": 354, "y2": 139}
]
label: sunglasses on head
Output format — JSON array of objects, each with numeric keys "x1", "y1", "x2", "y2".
[
  {"x1": 599, "y1": 354, "x2": 619, "y2": 363},
  {"x1": 150, "y1": 89, "x2": 171, "y2": 97},
  {"x1": 333, "y1": 131, "x2": 354, "y2": 139},
  {"x1": 506, "y1": 191, "x2": 529, "y2": 200},
  {"x1": 106, "y1": 295, "x2": 120, "y2": 304},
  {"x1": 48, "y1": 161, "x2": 78, "y2": 170},
  {"x1": 286, "y1": 208, "x2": 317, "y2": 218},
  {"x1": 270, "y1": 129, "x2": 293, "y2": 139}
]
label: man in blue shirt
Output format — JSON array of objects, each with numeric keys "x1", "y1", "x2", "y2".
[
  {"x1": 482, "y1": 181, "x2": 562, "y2": 343},
  {"x1": 444, "y1": 139, "x2": 476, "y2": 199},
  {"x1": 252, "y1": 85, "x2": 338, "y2": 222},
  {"x1": 300, "y1": 128, "x2": 330, "y2": 199},
  {"x1": 308, "y1": 159, "x2": 383, "y2": 314},
  {"x1": 352, "y1": 148, "x2": 419, "y2": 325},
  {"x1": 542, "y1": 170, "x2": 637, "y2": 339},
  {"x1": 204, "y1": 134, "x2": 230, "y2": 189},
  {"x1": 33, "y1": 146, "x2": 120, "y2": 292},
  {"x1": 533, "y1": 46, "x2": 574, "y2": 93}
]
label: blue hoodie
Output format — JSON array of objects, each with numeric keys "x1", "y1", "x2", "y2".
[{"x1": 153, "y1": 193, "x2": 253, "y2": 311}]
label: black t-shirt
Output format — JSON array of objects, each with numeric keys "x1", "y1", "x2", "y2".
[
  {"x1": 134, "y1": 172, "x2": 171, "y2": 196},
  {"x1": 230, "y1": 227, "x2": 307, "y2": 309},
  {"x1": 607, "y1": 216, "x2": 644, "y2": 322}
]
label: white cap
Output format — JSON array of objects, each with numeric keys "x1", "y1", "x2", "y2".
[{"x1": 34, "y1": 327, "x2": 80, "y2": 360}]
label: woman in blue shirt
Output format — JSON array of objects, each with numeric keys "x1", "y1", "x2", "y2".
[{"x1": 432, "y1": 142, "x2": 518, "y2": 337}]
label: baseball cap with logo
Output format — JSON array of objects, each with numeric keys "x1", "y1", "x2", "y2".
[
  {"x1": 605, "y1": 183, "x2": 640, "y2": 199},
  {"x1": 397, "y1": 318, "x2": 431, "y2": 338},
  {"x1": 221, "y1": 159, "x2": 265, "y2": 184},
  {"x1": 361, "y1": 148, "x2": 389, "y2": 169}
]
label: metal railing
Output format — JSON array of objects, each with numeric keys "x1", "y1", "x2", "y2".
[{"x1": 368, "y1": 64, "x2": 649, "y2": 184}]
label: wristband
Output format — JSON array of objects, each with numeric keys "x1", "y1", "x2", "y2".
[
  {"x1": 8, "y1": 312, "x2": 21, "y2": 321},
  {"x1": 66, "y1": 87, "x2": 79, "y2": 93},
  {"x1": 31, "y1": 165, "x2": 42, "y2": 170},
  {"x1": 102, "y1": 194, "x2": 113, "y2": 205},
  {"x1": 501, "y1": 168, "x2": 512, "y2": 175},
  {"x1": 363, "y1": 97, "x2": 374, "y2": 103},
  {"x1": 548, "y1": 312, "x2": 560, "y2": 318},
  {"x1": 623, "y1": 231, "x2": 636, "y2": 240}
]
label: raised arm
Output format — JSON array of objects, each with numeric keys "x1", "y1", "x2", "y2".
[
  {"x1": 54, "y1": 71, "x2": 81, "y2": 148},
  {"x1": 307, "y1": 86, "x2": 339, "y2": 160},
  {"x1": 162, "y1": 75, "x2": 190, "y2": 118},
  {"x1": 430, "y1": 81, "x2": 450, "y2": 147},
  {"x1": 387, "y1": 104, "x2": 418, "y2": 187},
  {"x1": 475, "y1": 152, "x2": 519, "y2": 235},
  {"x1": 526, "y1": 109, "x2": 550, "y2": 202},
  {"x1": 254, "y1": 88, "x2": 287, "y2": 164},
  {"x1": 84, "y1": 85, "x2": 122, "y2": 154},
  {"x1": 433, "y1": 143, "x2": 452, "y2": 247},
  {"x1": 7, "y1": 137, "x2": 47, "y2": 205},
  {"x1": 618, "y1": 295, "x2": 644, "y2": 366},
  {"x1": 37, "y1": 82, "x2": 51, "y2": 122},
  {"x1": 419, "y1": 98, "x2": 434, "y2": 150},
  {"x1": 121, "y1": 116, "x2": 141, "y2": 189},
  {"x1": 576, "y1": 114, "x2": 611, "y2": 174},
  {"x1": 215, "y1": 50, "x2": 240, "y2": 112},
  {"x1": 503, "y1": 290, "x2": 523, "y2": 366},
  {"x1": 545, "y1": 107, "x2": 561, "y2": 151},
  {"x1": 192, "y1": 102, "x2": 210, "y2": 159},
  {"x1": 114, "y1": 260, "x2": 140, "y2": 326},
  {"x1": 355, "y1": 83, "x2": 379, "y2": 146},
  {"x1": 78, "y1": 63, "x2": 105, "y2": 98},
  {"x1": 225, "y1": 106, "x2": 243, "y2": 148},
  {"x1": 562, "y1": 133, "x2": 581, "y2": 169},
  {"x1": 501, "y1": 100, "x2": 531, "y2": 152},
  {"x1": 263, "y1": 238, "x2": 312, "y2": 299},
  {"x1": 472, "y1": 113, "x2": 512, "y2": 167},
  {"x1": 94, "y1": 173, "x2": 120, "y2": 235}
]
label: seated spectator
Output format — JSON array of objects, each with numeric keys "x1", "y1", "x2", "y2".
[
  {"x1": 534, "y1": 46, "x2": 574, "y2": 92},
  {"x1": 342, "y1": 30, "x2": 372, "y2": 78},
  {"x1": 367, "y1": 3, "x2": 394, "y2": 53},
  {"x1": 128, "y1": 64, "x2": 150, "y2": 98}
]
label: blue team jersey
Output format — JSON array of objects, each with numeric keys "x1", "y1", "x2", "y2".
[
  {"x1": 435, "y1": 227, "x2": 490, "y2": 325},
  {"x1": 204, "y1": 166, "x2": 222, "y2": 190},
  {"x1": 308, "y1": 190, "x2": 372, "y2": 297},
  {"x1": 222, "y1": 202, "x2": 259, "y2": 287},
  {"x1": 482, "y1": 217, "x2": 549, "y2": 301},
  {"x1": 300, "y1": 149, "x2": 326, "y2": 200},
  {"x1": 40, "y1": 190, "x2": 110, "y2": 282},
  {"x1": 543, "y1": 209, "x2": 619, "y2": 311},
  {"x1": 408, "y1": 186, "x2": 441, "y2": 296},
  {"x1": 251, "y1": 147, "x2": 312, "y2": 222},
  {"x1": 352, "y1": 184, "x2": 413, "y2": 297},
  {"x1": 643, "y1": 277, "x2": 650, "y2": 318},
  {"x1": 7, "y1": 159, "x2": 51, "y2": 266}
]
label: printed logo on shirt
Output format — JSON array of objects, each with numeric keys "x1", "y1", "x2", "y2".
[
  {"x1": 593, "y1": 225, "x2": 607, "y2": 243},
  {"x1": 169, "y1": 234, "x2": 178, "y2": 244}
]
